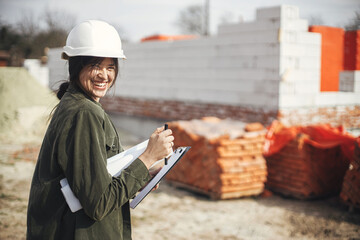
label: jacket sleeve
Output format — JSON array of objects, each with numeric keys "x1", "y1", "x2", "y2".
[{"x1": 57, "y1": 109, "x2": 151, "y2": 221}]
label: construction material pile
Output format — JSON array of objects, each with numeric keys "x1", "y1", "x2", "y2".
[
  {"x1": 166, "y1": 117, "x2": 267, "y2": 200},
  {"x1": 340, "y1": 139, "x2": 360, "y2": 209},
  {"x1": 264, "y1": 121, "x2": 354, "y2": 199},
  {"x1": 0, "y1": 67, "x2": 58, "y2": 143}
]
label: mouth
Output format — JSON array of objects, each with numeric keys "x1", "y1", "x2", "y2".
[{"x1": 91, "y1": 80, "x2": 108, "y2": 89}]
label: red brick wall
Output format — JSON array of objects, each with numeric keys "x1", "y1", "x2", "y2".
[
  {"x1": 101, "y1": 96, "x2": 278, "y2": 125},
  {"x1": 278, "y1": 106, "x2": 360, "y2": 128},
  {"x1": 101, "y1": 96, "x2": 360, "y2": 128}
]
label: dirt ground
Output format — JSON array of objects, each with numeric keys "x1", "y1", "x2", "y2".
[{"x1": 0, "y1": 129, "x2": 360, "y2": 240}]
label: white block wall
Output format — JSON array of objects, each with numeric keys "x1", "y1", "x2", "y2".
[
  {"x1": 47, "y1": 49, "x2": 68, "y2": 91},
  {"x1": 47, "y1": 4, "x2": 359, "y2": 112},
  {"x1": 24, "y1": 59, "x2": 49, "y2": 87}
]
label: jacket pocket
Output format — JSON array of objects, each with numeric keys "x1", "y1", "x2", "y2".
[{"x1": 105, "y1": 136, "x2": 118, "y2": 154}]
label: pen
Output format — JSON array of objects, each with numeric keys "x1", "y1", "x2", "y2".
[{"x1": 164, "y1": 123, "x2": 168, "y2": 165}]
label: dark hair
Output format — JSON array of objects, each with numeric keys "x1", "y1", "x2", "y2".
[{"x1": 56, "y1": 56, "x2": 119, "y2": 100}]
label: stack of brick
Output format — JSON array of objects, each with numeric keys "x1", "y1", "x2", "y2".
[
  {"x1": 264, "y1": 122, "x2": 353, "y2": 199},
  {"x1": 340, "y1": 139, "x2": 360, "y2": 209},
  {"x1": 166, "y1": 117, "x2": 267, "y2": 200}
]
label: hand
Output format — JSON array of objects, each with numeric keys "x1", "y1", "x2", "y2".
[
  {"x1": 138, "y1": 166, "x2": 162, "y2": 192},
  {"x1": 139, "y1": 126, "x2": 174, "y2": 169}
]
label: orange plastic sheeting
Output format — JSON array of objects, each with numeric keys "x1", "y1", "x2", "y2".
[
  {"x1": 141, "y1": 34, "x2": 197, "y2": 42},
  {"x1": 263, "y1": 120, "x2": 356, "y2": 161},
  {"x1": 309, "y1": 26, "x2": 344, "y2": 91},
  {"x1": 344, "y1": 30, "x2": 360, "y2": 70}
]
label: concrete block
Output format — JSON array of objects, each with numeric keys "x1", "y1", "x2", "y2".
[
  {"x1": 280, "y1": 19, "x2": 308, "y2": 32},
  {"x1": 208, "y1": 56, "x2": 260, "y2": 69},
  {"x1": 218, "y1": 19, "x2": 308, "y2": 35},
  {"x1": 279, "y1": 55, "x2": 321, "y2": 72},
  {"x1": 47, "y1": 48, "x2": 68, "y2": 91},
  {"x1": 280, "y1": 43, "x2": 321, "y2": 57},
  {"x1": 315, "y1": 92, "x2": 360, "y2": 106},
  {"x1": 24, "y1": 59, "x2": 49, "y2": 87},
  {"x1": 339, "y1": 71, "x2": 360, "y2": 92},
  {"x1": 298, "y1": 56, "x2": 321, "y2": 70},
  {"x1": 216, "y1": 43, "x2": 280, "y2": 57},
  {"x1": 218, "y1": 20, "x2": 277, "y2": 35},
  {"x1": 279, "y1": 80, "x2": 320, "y2": 94},
  {"x1": 279, "y1": 31, "x2": 321, "y2": 45},
  {"x1": 279, "y1": 70, "x2": 321, "y2": 92},
  {"x1": 293, "y1": 82, "x2": 320, "y2": 94},
  {"x1": 279, "y1": 81, "x2": 296, "y2": 94},
  {"x1": 279, "y1": 93, "x2": 316, "y2": 108},
  {"x1": 212, "y1": 68, "x2": 281, "y2": 82},
  {"x1": 256, "y1": 5, "x2": 300, "y2": 21},
  {"x1": 257, "y1": 55, "x2": 281, "y2": 69},
  {"x1": 253, "y1": 80, "x2": 280, "y2": 94},
  {"x1": 216, "y1": 30, "x2": 279, "y2": 45},
  {"x1": 280, "y1": 69, "x2": 320, "y2": 83}
]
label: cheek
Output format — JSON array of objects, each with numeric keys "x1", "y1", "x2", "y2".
[
  {"x1": 109, "y1": 73, "x2": 116, "y2": 84},
  {"x1": 79, "y1": 70, "x2": 95, "y2": 89}
]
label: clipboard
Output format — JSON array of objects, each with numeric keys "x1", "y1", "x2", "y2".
[{"x1": 130, "y1": 146, "x2": 191, "y2": 209}]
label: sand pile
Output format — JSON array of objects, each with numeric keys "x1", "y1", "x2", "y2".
[{"x1": 0, "y1": 67, "x2": 58, "y2": 143}]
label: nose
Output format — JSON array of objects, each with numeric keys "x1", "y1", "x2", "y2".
[{"x1": 97, "y1": 68, "x2": 108, "y2": 80}]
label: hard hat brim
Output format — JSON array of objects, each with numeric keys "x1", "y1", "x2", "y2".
[{"x1": 61, "y1": 51, "x2": 126, "y2": 60}]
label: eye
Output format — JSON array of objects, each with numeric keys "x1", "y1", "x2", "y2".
[
  {"x1": 91, "y1": 64, "x2": 101, "y2": 70},
  {"x1": 107, "y1": 66, "x2": 115, "y2": 71}
]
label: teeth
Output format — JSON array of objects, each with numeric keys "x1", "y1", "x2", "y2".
[{"x1": 94, "y1": 82, "x2": 106, "y2": 87}]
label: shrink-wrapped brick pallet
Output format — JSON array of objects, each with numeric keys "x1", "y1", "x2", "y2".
[
  {"x1": 264, "y1": 121, "x2": 354, "y2": 199},
  {"x1": 340, "y1": 139, "x2": 360, "y2": 209},
  {"x1": 166, "y1": 117, "x2": 267, "y2": 200}
]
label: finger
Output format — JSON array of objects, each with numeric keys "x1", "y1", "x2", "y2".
[
  {"x1": 167, "y1": 146, "x2": 173, "y2": 155},
  {"x1": 166, "y1": 135, "x2": 174, "y2": 142},
  {"x1": 160, "y1": 129, "x2": 172, "y2": 137},
  {"x1": 153, "y1": 183, "x2": 160, "y2": 191},
  {"x1": 155, "y1": 126, "x2": 165, "y2": 133}
]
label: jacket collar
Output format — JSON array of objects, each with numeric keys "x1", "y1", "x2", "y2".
[{"x1": 66, "y1": 83, "x2": 102, "y2": 107}]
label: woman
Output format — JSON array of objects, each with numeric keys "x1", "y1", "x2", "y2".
[{"x1": 27, "y1": 20, "x2": 174, "y2": 240}]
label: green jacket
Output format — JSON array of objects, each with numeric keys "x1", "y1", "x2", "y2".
[{"x1": 27, "y1": 84, "x2": 151, "y2": 240}]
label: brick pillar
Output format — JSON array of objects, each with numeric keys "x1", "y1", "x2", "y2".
[
  {"x1": 344, "y1": 30, "x2": 360, "y2": 70},
  {"x1": 309, "y1": 26, "x2": 345, "y2": 92}
]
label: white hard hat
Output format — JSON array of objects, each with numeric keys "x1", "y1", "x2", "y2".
[{"x1": 62, "y1": 20, "x2": 126, "y2": 60}]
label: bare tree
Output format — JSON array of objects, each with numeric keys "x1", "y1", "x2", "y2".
[
  {"x1": 16, "y1": 10, "x2": 40, "y2": 37},
  {"x1": 42, "y1": 8, "x2": 76, "y2": 32},
  {"x1": 0, "y1": 8, "x2": 77, "y2": 62},
  {"x1": 175, "y1": 1, "x2": 210, "y2": 36},
  {"x1": 344, "y1": 9, "x2": 360, "y2": 31},
  {"x1": 308, "y1": 15, "x2": 325, "y2": 26},
  {"x1": 175, "y1": 5, "x2": 203, "y2": 35}
]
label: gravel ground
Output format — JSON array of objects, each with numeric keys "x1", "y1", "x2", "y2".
[{"x1": 0, "y1": 128, "x2": 359, "y2": 240}]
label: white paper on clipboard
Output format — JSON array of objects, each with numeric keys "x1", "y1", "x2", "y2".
[
  {"x1": 60, "y1": 139, "x2": 149, "y2": 212},
  {"x1": 130, "y1": 146, "x2": 191, "y2": 209}
]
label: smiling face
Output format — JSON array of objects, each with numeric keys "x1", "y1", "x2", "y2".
[{"x1": 78, "y1": 57, "x2": 116, "y2": 102}]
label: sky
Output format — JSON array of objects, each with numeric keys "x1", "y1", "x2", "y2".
[{"x1": 0, "y1": 0, "x2": 359, "y2": 42}]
